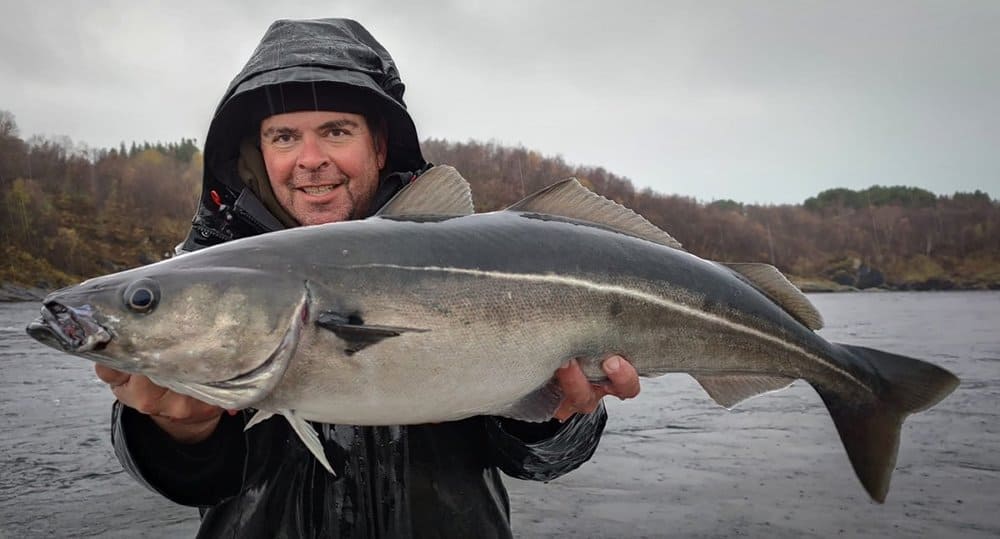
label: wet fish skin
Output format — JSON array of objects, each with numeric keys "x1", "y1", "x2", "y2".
[{"x1": 25, "y1": 166, "x2": 959, "y2": 501}]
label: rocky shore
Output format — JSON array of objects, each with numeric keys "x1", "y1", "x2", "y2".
[
  {"x1": 791, "y1": 278, "x2": 1000, "y2": 293},
  {"x1": 0, "y1": 283, "x2": 48, "y2": 302}
]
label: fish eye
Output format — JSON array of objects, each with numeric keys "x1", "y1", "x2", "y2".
[{"x1": 123, "y1": 279, "x2": 160, "y2": 314}]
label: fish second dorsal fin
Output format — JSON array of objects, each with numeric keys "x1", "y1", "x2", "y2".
[
  {"x1": 375, "y1": 165, "x2": 474, "y2": 218},
  {"x1": 722, "y1": 262, "x2": 824, "y2": 330},
  {"x1": 506, "y1": 179, "x2": 684, "y2": 250}
]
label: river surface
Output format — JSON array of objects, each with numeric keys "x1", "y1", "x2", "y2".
[{"x1": 1, "y1": 292, "x2": 997, "y2": 538}]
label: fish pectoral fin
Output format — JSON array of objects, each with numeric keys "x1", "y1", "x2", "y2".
[
  {"x1": 721, "y1": 262, "x2": 824, "y2": 330},
  {"x1": 505, "y1": 178, "x2": 683, "y2": 250},
  {"x1": 281, "y1": 409, "x2": 336, "y2": 476},
  {"x1": 316, "y1": 311, "x2": 428, "y2": 355},
  {"x1": 374, "y1": 165, "x2": 474, "y2": 218},
  {"x1": 494, "y1": 380, "x2": 564, "y2": 422},
  {"x1": 245, "y1": 409, "x2": 275, "y2": 430},
  {"x1": 692, "y1": 373, "x2": 796, "y2": 409}
]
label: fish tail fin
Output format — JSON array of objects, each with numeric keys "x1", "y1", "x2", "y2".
[{"x1": 817, "y1": 344, "x2": 959, "y2": 503}]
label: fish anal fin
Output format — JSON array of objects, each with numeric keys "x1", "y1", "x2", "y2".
[
  {"x1": 723, "y1": 262, "x2": 824, "y2": 330},
  {"x1": 316, "y1": 311, "x2": 427, "y2": 355},
  {"x1": 374, "y1": 165, "x2": 474, "y2": 218},
  {"x1": 818, "y1": 343, "x2": 959, "y2": 502},
  {"x1": 282, "y1": 409, "x2": 336, "y2": 475},
  {"x1": 494, "y1": 381, "x2": 564, "y2": 422},
  {"x1": 506, "y1": 179, "x2": 683, "y2": 250},
  {"x1": 693, "y1": 373, "x2": 795, "y2": 409}
]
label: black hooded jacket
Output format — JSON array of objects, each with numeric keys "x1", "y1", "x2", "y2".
[{"x1": 109, "y1": 19, "x2": 607, "y2": 538}]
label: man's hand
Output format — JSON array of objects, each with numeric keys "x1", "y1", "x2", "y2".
[
  {"x1": 552, "y1": 355, "x2": 640, "y2": 421},
  {"x1": 94, "y1": 364, "x2": 226, "y2": 444}
]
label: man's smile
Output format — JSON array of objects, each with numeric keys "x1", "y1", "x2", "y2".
[{"x1": 299, "y1": 185, "x2": 338, "y2": 196}]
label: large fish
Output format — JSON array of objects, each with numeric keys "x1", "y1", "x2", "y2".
[{"x1": 26, "y1": 166, "x2": 958, "y2": 501}]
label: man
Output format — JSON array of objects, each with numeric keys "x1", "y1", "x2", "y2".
[{"x1": 96, "y1": 18, "x2": 640, "y2": 538}]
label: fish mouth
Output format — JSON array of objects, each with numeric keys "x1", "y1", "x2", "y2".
[{"x1": 27, "y1": 301, "x2": 112, "y2": 353}]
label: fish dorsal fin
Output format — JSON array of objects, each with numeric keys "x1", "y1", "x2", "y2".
[
  {"x1": 375, "y1": 165, "x2": 474, "y2": 218},
  {"x1": 723, "y1": 262, "x2": 824, "y2": 330},
  {"x1": 506, "y1": 179, "x2": 684, "y2": 250}
]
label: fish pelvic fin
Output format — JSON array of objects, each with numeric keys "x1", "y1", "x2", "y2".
[
  {"x1": 281, "y1": 409, "x2": 336, "y2": 476},
  {"x1": 245, "y1": 409, "x2": 275, "y2": 430},
  {"x1": 506, "y1": 178, "x2": 684, "y2": 250},
  {"x1": 819, "y1": 344, "x2": 959, "y2": 503}
]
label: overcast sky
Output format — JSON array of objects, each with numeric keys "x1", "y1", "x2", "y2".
[{"x1": 1, "y1": 1, "x2": 997, "y2": 204}]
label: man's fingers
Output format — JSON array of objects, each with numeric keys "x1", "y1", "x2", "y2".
[
  {"x1": 553, "y1": 359, "x2": 601, "y2": 420},
  {"x1": 157, "y1": 393, "x2": 224, "y2": 424},
  {"x1": 111, "y1": 374, "x2": 168, "y2": 415},
  {"x1": 126, "y1": 388, "x2": 169, "y2": 416},
  {"x1": 601, "y1": 355, "x2": 641, "y2": 399},
  {"x1": 96, "y1": 367, "x2": 224, "y2": 442},
  {"x1": 94, "y1": 364, "x2": 130, "y2": 387},
  {"x1": 157, "y1": 392, "x2": 196, "y2": 420},
  {"x1": 555, "y1": 360, "x2": 593, "y2": 404}
]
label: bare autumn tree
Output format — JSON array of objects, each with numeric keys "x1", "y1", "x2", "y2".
[
  {"x1": 0, "y1": 110, "x2": 17, "y2": 138},
  {"x1": 1, "y1": 131, "x2": 997, "y2": 288},
  {"x1": 422, "y1": 138, "x2": 999, "y2": 288}
]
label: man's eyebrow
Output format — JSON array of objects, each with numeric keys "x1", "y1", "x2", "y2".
[
  {"x1": 261, "y1": 126, "x2": 300, "y2": 137},
  {"x1": 319, "y1": 119, "x2": 361, "y2": 130}
]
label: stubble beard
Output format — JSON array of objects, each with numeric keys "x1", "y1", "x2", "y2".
[{"x1": 289, "y1": 170, "x2": 377, "y2": 225}]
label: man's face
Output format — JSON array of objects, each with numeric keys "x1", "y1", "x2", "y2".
[{"x1": 260, "y1": 110, "x2": 386, "y2": 226}]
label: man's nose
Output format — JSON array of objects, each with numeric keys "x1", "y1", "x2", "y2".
[{"x1": 297, "y1": 134, "x2": 329, "y2": 171}]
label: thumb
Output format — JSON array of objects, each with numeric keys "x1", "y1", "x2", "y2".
[{"x1": 95, "y1": 364, "x2": 130, "y2": 387}]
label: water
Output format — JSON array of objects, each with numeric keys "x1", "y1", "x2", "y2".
[{"x1": 1, "y1": 292, "x2": 998, "y2": 538}]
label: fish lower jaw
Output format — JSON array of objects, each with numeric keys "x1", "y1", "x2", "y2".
[{"x1": 148, "y1": 376, "x2": 266, "y2": 410}]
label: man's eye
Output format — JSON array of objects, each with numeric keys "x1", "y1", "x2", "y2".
[
  {"x1": 327, "y1": 129, "x2": 349, "y2": 138},
  {"x1": 273, "y1": 134, "x2": 295, "y2": 143}
]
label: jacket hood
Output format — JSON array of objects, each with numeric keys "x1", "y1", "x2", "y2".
[{"x1": 202, "y1": 18, "x2": 425, "y2": 196}]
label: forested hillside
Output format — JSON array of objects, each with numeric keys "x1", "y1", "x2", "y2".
[
  {"x1": 1, "y1": 110, "x2": 997, "y2": 298},
  {"x1": 423, "y1": 139, "x2": 999, "y2": 291}
]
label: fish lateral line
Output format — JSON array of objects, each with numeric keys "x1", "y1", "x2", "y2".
[{"x1": 342, "y1": 263, "x2": 871, "y2": 394}]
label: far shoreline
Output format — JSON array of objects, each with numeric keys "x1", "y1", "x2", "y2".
[{"x1": 792, "y1": 278, "x2": 1000, "y2": 293}]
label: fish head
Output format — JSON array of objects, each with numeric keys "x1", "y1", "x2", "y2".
[{"x1": 26, "y1": 262, "x2": 310, "y2": 408}]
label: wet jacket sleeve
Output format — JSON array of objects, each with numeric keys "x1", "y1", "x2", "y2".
[
  {"x1": 110, "y1": 401, "x2": 247, "y2": 507},
  {"x1": 484, "y1": 403, "x2": 607, "y2": 481}
]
